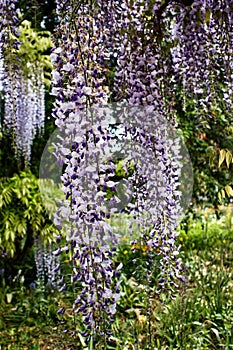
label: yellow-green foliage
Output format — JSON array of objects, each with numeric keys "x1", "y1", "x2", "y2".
[
  {"x1": 218, "y1": 149, "x2": 233, "y2": 168},
  {"x1": 0, "y1": 171, "x2": 57, "y2": 257},
  {"x1": 218, "y1": 148, "x2": 233, "y2": 201},
  {"x1": 7, "y1": 19, "x2": 53, "y2": 86}
]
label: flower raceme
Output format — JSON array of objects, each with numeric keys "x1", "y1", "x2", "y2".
[
  {"x1": 46, "y1": 0, "x2": 196, "y2": 343},
  {"x1": 0, "y1": 5, "x2": 48, "y2": 165},
  {"x1": 47, "y1": 0, "x2": 197, "y2": 344},
  {"x1": 50, "y1": 1, "x2": 123, "y2": 342}
]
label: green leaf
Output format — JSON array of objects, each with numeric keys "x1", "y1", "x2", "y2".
[
  {"x1": 225, "y1": 151, "x2": 232, "y2": 168},
  {"x1": 210, "y1": 328, "x2": 221, "y2": 341},
  {"x1": 205, "y1": 8, "x2": 211, "y2": 24},
  {"x1": 6, "y1": 293, "x2": 13, "y2": 304},
  {"x1": 218, "y1": 149, "x2": 226, "y2": 167},
  {"x1": 225, "y1": 185, "x2": 233, "y2": 197},
  {"x1": 209, "y1": 150, "x2": 215, "y2": 167}
]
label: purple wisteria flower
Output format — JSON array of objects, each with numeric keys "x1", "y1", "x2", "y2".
[
  {"x1": 34, "y1": 235, "x2": 60, "y2": 289},
  {"x1": 111, "y1": 105, "x2": 188, "y2": 293},
  {"x1": 0, "y1": 2, "x2": 46, "y2": 165},
  {"x1": 45, "y1": 0, "x2": 194, "y2": 343},
  {"x1": 3, "y1": 68, "x2": 45, "y2": 164},
  {"x1": 0, "y1": 0, "x2": 20, "y2": 54},
  {"x1": 50, "y1": 0, "x2": 123, "y2": 343},
  {"x1": 110, "y1": 0, "x2": 190, "y2": 293},
  {"x1": 169, "y1": 0, "x2": 233, "y2": 118}
]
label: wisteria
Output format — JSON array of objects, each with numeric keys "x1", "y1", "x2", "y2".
[
  {"x1": 117, "y1": 108, "x2": 185, "y2": 292},
  {"x1": 0, "y1": 0, "x2": 232, "y2": 347},
  {"x1": 114, "y1": 1, "x2": 177, "y2": 120},
  {"x1": 114, "y1": 0, "x2": 233, "y2": 122},
  {"x1": 0, "y1": 0, "x2": 20, "y2": 108},
  {"x1": 3, "y1": 67, "x2": 45, "y2": 164},
  {"x1": 25, "y1": 0, "x2": 233, "y2": 345},
  {"x1": 170, "y1": 0, "x2": 233, "y2": 118},
  {"x1": 108, "y1": 1, "x2": 186, "y2": 296},
  {"x1": 0, "y1": 4, "x2": 47, "y2": 166},
  {"x1": 34, "y1": 234, "x2": 60, "y2": 290},
  {"x1": 108, "y1": 0, "x2": 232, "y2": 296},
  {"x1": 47, "y1": 0, "x2": 194, "y2": 344},
  {"x1": 0, "y1": 0, "x2": 19, "y2": 54},
  {"x1": 51, "y1": 0, "x2": 122, "y2": 342}
]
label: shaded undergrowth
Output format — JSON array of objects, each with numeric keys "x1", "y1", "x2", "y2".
[{"x1": 0, "y1": 213, "x2": 233, "y2": 349}]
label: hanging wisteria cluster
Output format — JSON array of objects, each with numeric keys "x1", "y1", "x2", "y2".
[
  {"x1": 115, "y1": 0, "x2": 233, "y2": 120},
  {"x1": 102, "y1": 0, "x2": 186, "y2": 294},
  {"x1": 161, "y1": 0, "x2": 233, "y2": 118},
  {"x1": 49, "y1": 0, "x2": 190, "y2": 344},
  {"x1": 109, "y1": 0, "x2": 233, "y2": 289},
  {"x1": 44, "y1": 0, "x2": 233, "y2": 345},
  {"x1": 114, "y1": 1, "x2": 177, "y2": 120},
  {"x1": 51, "y1": 0, "x2": 123, "y2": 342},
  {"x1": 0, "y1": 0, "x2": 19, "y2": 94},
  {"x1": 3, "y1": 67, "x2": 45, "y2": 165},
  {"x1": 0, "y1": 0, "x2": 19, "y2": 55},
  {"x1": 34, "y1": 234, "x2": 60, "y2": 290},
  {"x1": 115, "y1": 107, "x2": 185, "y2": 291},
  {"x1": 0, "y1": 3, "x2": 46, "y2": 166}
]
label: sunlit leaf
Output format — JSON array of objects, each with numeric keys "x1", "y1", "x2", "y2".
[
  {"x1": 219, "y1": 149, "x2": 226, "y2": 167},
  {"x1": 226, "y1": 151, "x2": 232, "y2": 168},
  {"x1": 225, "y1": 185, "x2": 233, "y2": 197}
]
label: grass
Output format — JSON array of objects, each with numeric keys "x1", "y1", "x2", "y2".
[{"x1": 0, "y1": 206, "x2": 233, "y2": 349}]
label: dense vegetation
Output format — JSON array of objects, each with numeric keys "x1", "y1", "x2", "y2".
[{"x1": 1, "y1": 210, "x2": 233, "y2": 349}]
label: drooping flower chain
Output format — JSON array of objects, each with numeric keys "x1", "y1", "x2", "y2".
[
  {"x1": 0, "y1": 1, "x2": 46, "y2": 165},
  {"x1": 0, "y1": 0, "x2": 20, "y2": 108},
  {"x1": 168, "y1": 0, "x2": 233, "y2": 119},
  {"x1": 3, "y1": 67, "x2": 45, "y2": 164},
  {"x1": 0, "y1": 0, "x2": 19, "y2": 55},
  {"x1": 114, "y1": 0, "x2": 233, "y2": 120},
  {"x1": 111, "y1": 1, "x2": 184, "y2": 293},
  {"x1": 52, "y1": 0, "x2": 121, "y2": 342},
  {"x1": 114, "y1": 1, "x2": 177, "y2": 121},
  {"x1": 113, "y1": 105, "x2": 184, "y2": 295},
  {"x1": 34, "y1": 234, "x2": 60, "y2": 290}
]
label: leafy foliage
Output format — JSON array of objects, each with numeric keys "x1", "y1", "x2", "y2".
[
  {"x1": 177, "y1": 101, "x2": 233, "y2": 208},
  {"x1": 4, "y1": 18, "x2": 52, "y2": 83},
  {"x1": 0, "y1": 171, "x2": 56, "y2": 258},
  {"x1": 16, "y1": 19, "x2": 53, "y2": 85},
  {"x1": 217, "y1": 148, "x2": 233, "y2": 201},
  {"x1": 0, "y1": 210, "x2": 233, "y2": 349}
]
